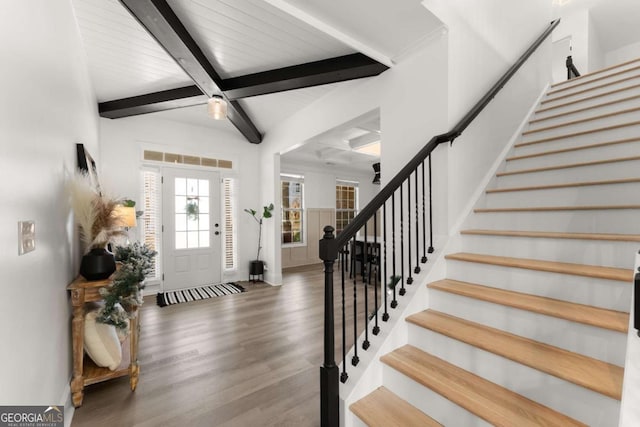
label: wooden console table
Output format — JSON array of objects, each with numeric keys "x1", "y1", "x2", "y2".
[{"x1": 67, "y1": 276, "x2": 140, "y2": 407}]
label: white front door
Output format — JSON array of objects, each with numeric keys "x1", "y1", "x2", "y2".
[{"x1": 162, "y1": 167, "x2": 221, "y2": 291}]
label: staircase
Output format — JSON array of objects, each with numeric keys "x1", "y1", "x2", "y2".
[{"x1": 350, "y1": 59, "x2": 640, "y2": 426}]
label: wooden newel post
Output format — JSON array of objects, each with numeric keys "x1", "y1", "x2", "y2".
[{"x1": 319, "y1": 225, "x2": 339, "y2": 427}]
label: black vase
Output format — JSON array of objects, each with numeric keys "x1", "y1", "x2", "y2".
[{"x1": 80, "y1": 247, "x2": 116, "y2": 281}]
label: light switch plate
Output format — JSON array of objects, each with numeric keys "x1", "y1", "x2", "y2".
[{"x1": 18, "y1": 220, "x2": 35, "y2": 255}]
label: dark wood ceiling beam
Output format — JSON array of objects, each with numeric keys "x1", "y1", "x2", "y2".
[
  {"x1": 100, "y1": 52, "x2": 389, "y2": 117},
  {"x1": 99, "y1": 85, "x2": 205, "y2": 118},
  {"x1": 118, "y1": 0, "x2": 262, "y2": 143},
  {"x1": 221, "y1": 53, "x2": 389, "y2": 100}
]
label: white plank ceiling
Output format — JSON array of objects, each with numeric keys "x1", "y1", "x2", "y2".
[{"x1": 70, "y1": 0, "x2": 441, "y2": 137}]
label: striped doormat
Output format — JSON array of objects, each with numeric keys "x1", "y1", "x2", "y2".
[{"x1": 156, "y1": 283, "x2": 244, "y2": 307}]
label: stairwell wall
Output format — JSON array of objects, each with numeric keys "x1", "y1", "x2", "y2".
[{"x1": 421, "y1": 0, "x2": 553, "y2": 231}]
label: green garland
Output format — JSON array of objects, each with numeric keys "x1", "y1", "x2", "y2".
[{"x1": 97, "y1": 242, "x2": 157, "y2": 331}]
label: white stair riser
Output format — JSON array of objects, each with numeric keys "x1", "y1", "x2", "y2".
[
  {"x1": 352, "y1": 416, "x2": 367, "y2": 427},
  {"x1": 428, "y1": 291, "x2": 628, "y2": 365},
  {"x1": 529, "y1": 96, "x2": 640, "y2": 128},
  {"x1": 550, "y1": 62, "x2": 640, "y2": 94},
  {"x1": 504, "y1": 140, "x2": 640, "y2": 171},
  {"x1": 445, "y1": 258, "x2": 631, "y2": 311},
  {"x1": 481, "y1": 182, "x2": 640, "y2": 210},
  {"x1": 382, "y1": 365, "x2": 492, "y2": 427},
  {"x1": 535, "y1": 85, "x2": 640, "y2": 118},
  {"x1": 459, "y1": 233, "x2": 638, "y2": 269},
  {"x1": 493, "y1": 159, "x2": 640, "y2": 187},
  {"x1": 466, "y1": 209, "x2": 640, "y2": 235},
  {"x1": 521, "y1": 111, "x2": 640, "y2": 143},
  {"x1": 543, "y1": 75, "x2": 640, "y2": 105},
  {"x1": 518, "y1": 123, "x2": 640, "y2": 149},
  {"x1": 407, "y1": 326, "x2": 620, "y2": 427}
]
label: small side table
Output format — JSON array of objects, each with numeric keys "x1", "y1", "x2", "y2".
[{"x1": 67, "y1": 276, "x2": 140, "y2": 408}]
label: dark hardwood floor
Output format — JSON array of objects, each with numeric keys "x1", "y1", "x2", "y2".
[{"x1": 71, "y1": 263, "x2": 379, "y2": 427}]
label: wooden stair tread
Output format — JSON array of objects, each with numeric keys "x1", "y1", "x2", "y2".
[
  {"x1": 487, "y1": 177, "x2": 640, "y2": 193},
  {"x1": 543, "y1": 74, "x2": 640, "y2": 104},
  {"x1": 523, "y1": 106, "x2": 640, "y2": 135},
  {"x1": 537, "y1": 82, "x2": 640, "y2": 114},
  {"x1": 350, "y1": 386, "x2": 443, "y2": 427},
  {"x1": 507, "y1": 137, "x2": 640, "y2": 161},
  {"x1": 548, "y1": 64, "x2": 640, "y2": 94},
  {"x1": 496, "y1": 155, "x2": 640, "y2": 176},
  {"x1": 531, "y1": 94, "x2": 640, "y2": 124},
  {"x1": 444, "y1": 252, "x2": 633, "y2": 282},
  {"x1": 381, "y1": 345, "x2": 588, "y2": 427},
  {"x1": 515, "y1": 121, "x2": 640, "y2": 147},
  {"x1": 474, "y1": 205, "x2": 640, "y2": 213},
  {"x1": 550, "y1": 57, "x2": 640, "y2": 88},
  {"x1": 406, "y1": 311, "x2": 624, "y2": 400},
  {"x1": 428, "y1": 278, "x2": 629, "y2": 332},
  {"x1": 461, "y1": 228, "x2": 640, "y2": 242}
]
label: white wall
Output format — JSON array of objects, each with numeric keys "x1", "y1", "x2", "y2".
[
  {"x1": 259, "y1": 35, "x2": 450, "y2": 284},
  {"x1": 588, "y1": 13, "x2": 605, "y2": 72},
  {"x1": 553, "y1": 9, "x2": 590, "y2": 74},
  {"x1": 423, "y1": 0, "x2": 552, "y2": 229},
  {"x1": 99, "y1": 117, "x2": 261, "y2": 284},
  {"x1": 0, "y1": 0, "x2": 99, "y2": 414},
  {"x1": 280, "y1": 161, "x2": 378, "y2": 210},
  {"x1": 606, "y1": 40, "x2": 640, "y2": 67}
]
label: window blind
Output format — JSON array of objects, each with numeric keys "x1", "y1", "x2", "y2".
[
  {"x1": 223, "y1": 178, "x2": 236, "y2": 270},
  {"x1": 141, "y1": 170, "x2": 161, "y2": 279}
]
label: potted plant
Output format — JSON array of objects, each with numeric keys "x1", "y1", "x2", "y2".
[
  {"x1": 68, "y1": 171, "x2": 126, "y2": 280},
  {"x1": 244, "y1": 203, "x2": 274, "y2": 278}
]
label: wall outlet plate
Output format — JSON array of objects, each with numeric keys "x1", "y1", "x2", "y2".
[{"x1": 18, "y1": 220, "x2": 35, "y2": 255}]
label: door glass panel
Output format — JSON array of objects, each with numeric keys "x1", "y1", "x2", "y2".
[
  {"x1": 187, "y1": 231, "x2": 199, "y2": 248},
  {"x1": 199, "y1": 231, "x2": 210, "y2": 248},
  {"x1": 175, "y1": 214, "x2": 187, "y2": 232},
  {"x1": 176, "y1": 232, "x2": 187, "y2": 249},
  {"x1": 198, "y1": 180, "x2": 209, "y2": 196},
  {"x1": 199, "y1": 196, "x2": 210, "y2": 214},
  {"x1": 175, "y1": 178, "x2": 186, "y2": 195},
  {"x1": 187, "y1": 179, "x2": 198, "y2": 196},
  {"x1": 199, "y1": 214, "x2": 210, "y2": 230},
  {"x1": 174, "y1": 177, "x2": 211, "y2": 249},
  {"x1": 175, "y1": 196, "x2": 186, "y2": 213}
]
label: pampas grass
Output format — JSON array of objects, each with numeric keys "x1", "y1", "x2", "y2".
[{"x1": 68, "y1": 171, "x2": 125, "y2": 253}]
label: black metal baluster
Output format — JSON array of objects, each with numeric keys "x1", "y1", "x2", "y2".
[
  {"x1": 340, "y1": 246, "x2": 348, "y2": 383},
  {"x1": 399, "y1": 184, "x2": 406, "y2": 296},
  {"x1": 414, "y1": 169, "x2": 421, "y2": 273},
  {"x1": 362, "y1": 225, "x2": 370, "y2": 350},
  {"x1": 351, "y1": 235, "x2": 359, "y2": 366},
  {"x1": 407, "y1": 177, "x2": 413, "y2": 285},
  {"x1": 391, "y1": 194, "x2": 398, "y2": 308},
  {"x1": 372, "y1": 212, "x2": 380, "y2": 334},
  {"x1": 382, "y1": 203, "x2": 389, "y2": 321},
  {"x1": 428, "y1": 154, "x2": 434, "y2": 254},
  {"x1": 421, "y1": 160, "x2": 427, "y2": 264}
]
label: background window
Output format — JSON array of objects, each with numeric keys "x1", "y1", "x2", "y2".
[
  {"x1": 281, "y1": 174, "x2": 304, "y2": 244},
  {"x1": 336, "y1": 180, "x2": 358, "y2": 234}
]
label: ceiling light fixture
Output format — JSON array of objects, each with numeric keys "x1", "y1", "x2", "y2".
[{"x1": 208, "y1": 95, "x2": 227, "y2": 120}]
